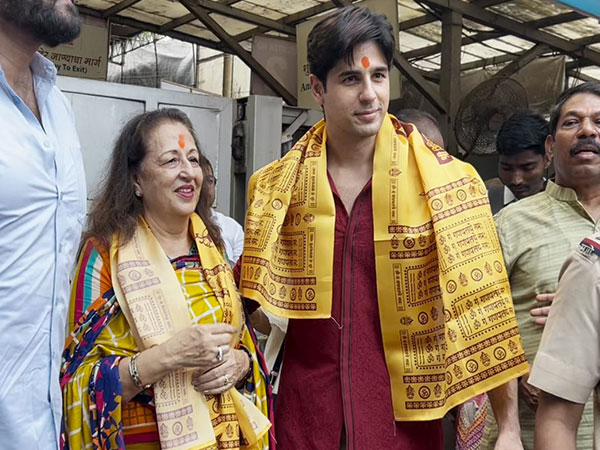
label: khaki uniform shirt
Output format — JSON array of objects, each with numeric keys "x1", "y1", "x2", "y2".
[
  {"x1": 529, "y1": 235, "x2": 600, "y2": 449},
  {"x1": 482, "y1": 181, "x2": 599, "y2": 450}
]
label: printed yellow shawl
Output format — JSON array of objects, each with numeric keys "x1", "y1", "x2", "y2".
[
  {"x1": 240, "y1": 115, "x2": 528, "y2": 421},
  {"x1": 110, "y1": 214, "x2": 270, "y2": 449}
]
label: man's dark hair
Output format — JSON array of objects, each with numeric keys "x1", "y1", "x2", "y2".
[
  {"x1": 307, "y1": 6, "x2": 395, "y2": 87},
  {"x1": 496, "y1": 110, "x2": 549, "y2": 156},
  {"x1": 395, "y1": 108, "x2": 440, "y2": 130},
  {"x1": 549, "y1": 81, "x2": 600, "y2": 137},
  {"x1": 0, "y1": 0, "x2": 80, "y2": 47}
]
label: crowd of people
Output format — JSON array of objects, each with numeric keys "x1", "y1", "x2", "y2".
[{"x1": 2, "y1": 1, "x2": 600, "y2": 450}]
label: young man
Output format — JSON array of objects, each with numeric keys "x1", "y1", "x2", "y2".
[
  {"x1": 482, "y1": 82, "x2": 600, "y2": 450},
  {"x1": 486, "y1": 110, "x2": 551, "y2": 214},
  {"x1": 240, "y1": 6, "x2": 527, "y2": 449},
  {"x1": 497, "y1": 110, "x2": 552, "y2": 202},
  {"x1": 0, "y1": 1, "x2": 85, "y2": 448}
]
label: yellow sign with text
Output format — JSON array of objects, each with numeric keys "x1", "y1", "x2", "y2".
[{"x1": 40, "y1": 21, "x2": 108, "y2": 80}]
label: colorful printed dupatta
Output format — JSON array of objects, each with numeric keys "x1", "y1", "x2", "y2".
[
  {"x1": 240, "y1": 115, "x2": 528, "y2": 421},
  {"x1": 61, "y1": 214, "x2": 271, "y2": 449}
]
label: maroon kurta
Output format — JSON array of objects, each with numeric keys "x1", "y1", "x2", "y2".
[{"x1": 274, "y1": 177, "x2": 443, "y2": 449}]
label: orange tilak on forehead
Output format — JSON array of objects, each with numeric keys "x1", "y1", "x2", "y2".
[
  {"x1": 178, "y1": 134, "x2": 185, "y2": 149},
  {"x1": 361, "y1": 56, "x2": 370, "y2": 69}
]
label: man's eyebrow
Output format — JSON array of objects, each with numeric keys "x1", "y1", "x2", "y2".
[
  {"x1": 337, "y1": 69, "x2": 361, "y2": 78},
  {"x1": 561, "y1": 109, "x2": 600, "y2": 119},
  {"x1": 371, "y1": 65, "x2": 389, "y2": 72},
  {"x1": 561, "y1": 110, "x2": 579, "y2": 118},
  {"x1": 337, "y1": 66, "x2": 389, "y2": 78}
]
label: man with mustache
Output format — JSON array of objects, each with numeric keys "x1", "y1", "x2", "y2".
[
  {"x1": 525, "y1": 83, "x2": 600, "y2": 450},
  {"x1": 0, "y1": 1, "x2": 85, "y2": 448},
  {"x1": 481, "y1": 82, "x2": 600, "y2": 450},
  {"x1": 239, "y1": 6, "x2": 528, "y2": 449}
]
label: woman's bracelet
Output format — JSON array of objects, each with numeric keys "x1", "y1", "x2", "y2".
[{"x1": 129, "y1": 352, "x2": 151, "y2": 390}]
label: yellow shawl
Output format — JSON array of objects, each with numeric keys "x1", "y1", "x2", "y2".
[
  {"x1": 110, "y1": 214, "x2": 270, "y2": 449},
  {"x1": 240, "y1": 115, "x2": 528, "y2": 421}
]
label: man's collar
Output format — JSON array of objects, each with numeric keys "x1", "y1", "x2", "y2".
[
  {"x1": 0, "y1": 50, "x2": 56, "y2": 83},
  {"x1": 545, "y1": 179, "x2": 579, "y2": 202},
  {"x1": 30, "y1": 51, "x2": 57, "y2": 84}
]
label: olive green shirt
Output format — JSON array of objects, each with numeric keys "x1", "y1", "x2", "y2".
[{"x1": 482, "y1": 180, "x2": 599, "y2": 450}]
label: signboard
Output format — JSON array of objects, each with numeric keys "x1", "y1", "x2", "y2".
[
  {"x1": 296, "y1": 0, "x2": 401, "y2": 109},
  {"x1": 556, "y1": 0, "x2": 600, "y2": 18},
  {"x1": 40, "y1": 19, "x2": 108, "y2": 80},
  {"x1": 251, "y1": 35, "x2": 297, "y2": 97}
]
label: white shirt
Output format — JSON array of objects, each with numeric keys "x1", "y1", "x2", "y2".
[
  {"x1": 0, "y1": 53, "x2": 86, "y2": 448},
  {"x1": 503, "y1": 185, "x2": 516, "y2": 205},
  {"x1": 213, "y1": 210, "x2": 244, "y2": 264}
]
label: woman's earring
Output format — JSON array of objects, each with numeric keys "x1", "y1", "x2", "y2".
[{"x1": 135, "y1": 190, "x2": 142, "y2": 198}]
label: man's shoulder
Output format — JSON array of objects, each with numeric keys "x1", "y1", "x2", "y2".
[
  {"x1": 214, "y1": 211, "x2": 243, "y2": 230},
  {"x1": 495, "y1": 191, "x2": 550, "y2": 223},
  {"x1": 49, "y1": 84, "x2": 75, "y2": 114},
  {"x1": 249, "y1": 156, "x2": 285, "y2": 185}
]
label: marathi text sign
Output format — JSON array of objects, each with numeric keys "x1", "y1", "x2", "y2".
[{"x1": 40, "y1": 21, "x2": 108, "y2": 80}]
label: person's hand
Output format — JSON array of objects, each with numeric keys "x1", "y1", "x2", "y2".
[
  {"x1": 494, "y1": 430, "x2": 524, "y2": 450},
  {"x1": 519, "y1": 374, "x2": 541, "y2": 412},
  {"x1": 160, "y1": 323, "x2": 235, "y2": 372},
  {"x1": 530, "y1": 293, "x2": 555, "y2": 327},
  {"x1": 191, "y1": 348, "x2": 250, "y2": 395}
]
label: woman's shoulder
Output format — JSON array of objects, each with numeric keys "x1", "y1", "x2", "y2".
[
  {"x1": 79, "y1": 236, "x2": 111, "y2": 265},
  {"x1": 74, "y1": 236, "x2": 113, "y2": 284},
  {"x1": 69, "y1": 236, "x2": 114, "y2": 330}
]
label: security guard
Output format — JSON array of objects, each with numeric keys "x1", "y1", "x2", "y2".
[{"x1": 530, "y1": 234, "x2": 600, "y2": 449}]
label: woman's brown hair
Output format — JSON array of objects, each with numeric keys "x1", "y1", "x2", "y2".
[{"x1": 84, "y1": 108, "x2": 223, "y2": 250}]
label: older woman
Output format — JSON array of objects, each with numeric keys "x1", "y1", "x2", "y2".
[{"x1": 61, "y1": 109, "x2": 271, "y2": 450}]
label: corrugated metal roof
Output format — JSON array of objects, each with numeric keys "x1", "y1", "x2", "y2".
[{"x1": 75, "y1": 0, "x2": 600, "y2": 99}]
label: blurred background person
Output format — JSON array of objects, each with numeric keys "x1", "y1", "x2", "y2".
[
  {"x1": 201, "y1": 158, "x2": 245, "y2": 266},
  {"x1": 487, "y1": 110, "x2": 551, "y2": 213},
  {"x1": 395, "y1": 108, "x2": 445, "y2": 147}
]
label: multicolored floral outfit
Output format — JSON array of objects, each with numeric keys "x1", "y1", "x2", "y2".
[{"x1": 61, "y1": 215, "x2": 272, "y2": 450}]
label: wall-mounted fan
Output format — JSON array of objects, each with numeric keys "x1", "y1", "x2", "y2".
[{"x1": 454, "y1": 77, "x2": 528, "y2": 157}]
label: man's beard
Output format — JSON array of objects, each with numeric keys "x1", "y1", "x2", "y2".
[{"x1": 0, "y1": 0, "x2": 81, "y2": 47}]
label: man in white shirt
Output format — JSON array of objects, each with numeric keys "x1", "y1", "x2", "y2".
[
  {"x1": 201, "y1": 158, "x2": 244, "y2": 264},
  {"x1": 0, "y1": 1, "x2": 86, "y2": 448}
]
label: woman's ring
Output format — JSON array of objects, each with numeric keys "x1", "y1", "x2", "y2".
[{"x1": 216, "y1": 345, "x2": 224, "y2": 362}]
